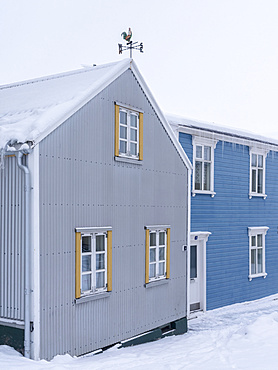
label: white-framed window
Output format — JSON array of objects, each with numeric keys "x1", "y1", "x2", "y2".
[
  {"x1": 75, "y1": 227, "x2": 112, "y2": 298},
  {"x1": 115, "y1": 104, "x2": 143, "y2": 161},
  {"x1": 192, "y1": 137, "x2": 218, "y2": 197},
  {"x1": 248, "y1": 227, "x2": 268, "y2": 281},
  {"x1": 145, "y1": 225, "x2": 170, "y2": 284},
  {"x1": 249, "y1": 148, "x2": 268, "y2": 199}
]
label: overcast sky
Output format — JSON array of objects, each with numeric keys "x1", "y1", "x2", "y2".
[{"x1": 1, "y1": 0, "x2": 278, "y2": 137}]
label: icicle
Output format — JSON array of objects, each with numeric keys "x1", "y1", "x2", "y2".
[{"x1": 0, "y1": 148, "x2": 5, "y2": 170}]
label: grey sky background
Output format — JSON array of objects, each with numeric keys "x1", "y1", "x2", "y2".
[{"x1": 1, "y1": 0, "x2": 278, "y2": 137}]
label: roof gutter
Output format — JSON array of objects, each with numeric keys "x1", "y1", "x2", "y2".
[{"x1": 16, "y1": 150, "x2": 32, "y2": 359}]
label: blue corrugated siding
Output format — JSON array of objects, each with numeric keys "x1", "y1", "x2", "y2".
[{"x1": 180, "y1": 132, "x2": 278, "y2": 310}]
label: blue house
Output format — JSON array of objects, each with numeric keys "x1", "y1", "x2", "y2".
[{"x1": 168, "y1": 115, "x2": 278, "y2": 312}]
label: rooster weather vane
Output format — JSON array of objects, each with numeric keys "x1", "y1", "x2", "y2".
[{"x1": 118, "y1": 28, "x2": 143, "y2": 58}]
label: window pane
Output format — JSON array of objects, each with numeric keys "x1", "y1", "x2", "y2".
[
  {"x1": 204, "y1": 146, "x2": 211, "y2": 161},
  {"x1": 257, "y1": 234, "x2": 263, "y2": 247},
  {"x1": 159, "y1": 232, "x2": 165, "y2": 245},
  {"x1": 159, "y1": 262, "x2": 165, "y2": 276},
  {"x1": 130, "y1": 128, "x2": 137, "y2": 142},
  {"x1": 82, "y1": 236, "x2": 91, "y2": 253},
  {"x1": 204, "y1": 162, "x2": 211, "y2": 191},
  {"x1": 130, "y1": 114, "x2": 137, "y2": 127},
  {"x1": 96, "y1": 253, "x2": 105, "y2": 270},
  {"x1": 149, "y1": 264, "x2": 155, "y2": 278},
  {"x1": 252, "y1": 154, "x2": 257, "y2": 167},
  {"x1": 258, "y1": 169, "x2": 263, "y2": 193},
  {"x1": 196, "y1": 145, "x2": 202, "y2": 159},
  {"x1": 195, "y1": 161, "x2": 202, "y2": 190},
  {"x1": 258, "y1": 155, "x2": 263, "y2": 168},
  {"x1": 251, "y1": 235, "x2": 256, "y2": 247},
  {"x1": 150, "y1": 232, "x2": 156, "y2": 246},
  {"x1": 82, "y1": 255, "x2": 91, "y2": 272},
  {"x1": 96, "y1": 235, "x2": 105, "y2": 251},
  {"x1": 120, "y1": 111, "x2": 127, "y2": 125},
  {"x1": 257, "y1": 248, "x2": 263, "y2": 273},
  {"x1": 120, "y1": 140, "x2": 127, "y2": 153},
  {"x1": 150, "y1": 248, "x2": 156, "y2": 262},
  {"x1": 120, "y1": 126, "x2": 127, "y2": 139},
  {"x1": 251, "y1": 249, "x2": 256, "y2": 274},
  {"x1": 96, "y1": 271, "x2": 105, "y2": 289},
  {"x1": 130, "y1": 142, "x2": 137, "y2": 155},
  {"x1": 159, "y1": 246, "x2": 165, "y2": 261},
  {"x1": 252, "y1": 169, "x2": 256, "y2": 192},
  {"x1": 82, "y1": 274, "x2": 91, "y2": 292},
  {"x1": 190, "y1": 245, "x2": 197, "y2": 279}
]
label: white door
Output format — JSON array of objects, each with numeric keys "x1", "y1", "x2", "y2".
[{"x1": 190, "y1": 232, "x2": 210, "y2": 312}]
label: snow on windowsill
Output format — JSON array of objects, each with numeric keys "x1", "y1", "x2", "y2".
[
  {"x1": 192, "y1": 190, "x2": 216, "y2": 198},
  {"x1": 249, "y1": 193, "x2": 267, "y2": 199},
  {"x1": 248, "y1": 272, "x2": 267, "y2": 281}
]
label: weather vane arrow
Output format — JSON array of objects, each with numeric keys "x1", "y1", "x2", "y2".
[{"x1": 118, "y1": 28, "x2": 143, "y2": 58}]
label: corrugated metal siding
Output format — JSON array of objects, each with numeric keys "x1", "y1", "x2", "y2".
[
  {"x1": 0, "y1": 155, "x2": 25, "y2": 321},
  {"x1": 38, "y1": 70, "x2": 188, "y2": 359},
  {"x1": 179, "y1": 132, "x2": 278, "y2": 310}
]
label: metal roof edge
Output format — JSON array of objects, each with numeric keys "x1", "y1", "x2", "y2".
[
  {"x1": 34, "y1": 59, "x2": 132, "y2": 145},
  {"x1": 167, "y1": 113, "x2": 278, "y2": 150},
  {"x1": 129, "y1": 61, "x2": 192, "y2": 171}
]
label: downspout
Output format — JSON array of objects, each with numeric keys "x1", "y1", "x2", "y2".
[
  {"x1": 16, "y1": 151, "x2": 31, "y2": 359},
  {"x1": 187, "y1": 166, "x2": 192, "y2": 318}
]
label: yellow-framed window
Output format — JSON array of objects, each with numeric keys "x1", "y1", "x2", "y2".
[{"x1": 75, "y1": 228, "x2": 112, "y2": 299}]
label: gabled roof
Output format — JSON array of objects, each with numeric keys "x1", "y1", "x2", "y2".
[
  {"x1": 167, "y1": 113, "x2": 278, "y2": 150},
  {"x1": 0, "y1": 59, "x2": 131, "y2": 150},
  {"x1": 0, "y1": 59, "x2": 191, "y2": 170}
]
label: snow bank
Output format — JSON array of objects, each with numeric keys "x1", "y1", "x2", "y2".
[{"x1": 1, "y1": 294, "x2": 278, "y2": 369}]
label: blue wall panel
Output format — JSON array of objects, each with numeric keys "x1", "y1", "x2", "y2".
[{"x1": 180, "y1": 132, "x2": 278, "y2": 310}]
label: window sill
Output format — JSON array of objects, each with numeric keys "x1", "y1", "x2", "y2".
[
  {"x1": 75, "y1": 291, "x2": 111, "y2": 304},
  {"x1": 192, "y1": 190, "x2": 216, "y2": 198},
  {"x1": 248, "y1": 272, "x2": 267, "y2": 281},
  {"x1": 0, "y1": 318, "x2": 24, "y2": 329},
  {"x1": 145, "y1": 279, "x2": 169, "y2": 288},
  {"x1": 249, "y1": 193, "x2": 267, "y2": 199},
  {"x1": 114, "y1": 156, "x2": 143, "y2": 165}
]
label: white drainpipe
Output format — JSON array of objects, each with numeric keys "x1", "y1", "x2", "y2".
[{"x1": 16, "y1": 151, "x2": 31, "y2": 358}]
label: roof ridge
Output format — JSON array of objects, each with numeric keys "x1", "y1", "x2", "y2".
[{"x1": 0, "y1": 60, "x2": 128, "y2": 91}]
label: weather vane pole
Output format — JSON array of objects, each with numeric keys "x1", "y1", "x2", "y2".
[{"x1": 118, "y1": 28, "x2": 143, "y2": 58}]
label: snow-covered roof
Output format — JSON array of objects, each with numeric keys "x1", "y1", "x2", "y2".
[
  {"x1": 167, "y1": 113, "x2": 278, "y2": 149},
  {"x1": 0, "y1": 59, "x2": 132, "y2": 151},
  {"x1": 0, "y1": 59, "x2": 191, "y2": 170}
]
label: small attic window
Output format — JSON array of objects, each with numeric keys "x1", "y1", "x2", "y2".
[{"x1": 115, "y1": 104, "x2": 143, "y2": 161}]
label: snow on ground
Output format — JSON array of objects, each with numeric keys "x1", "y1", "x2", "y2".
[{"x1": 1, "y1": 294, "x2": 278, "y2": 369}]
